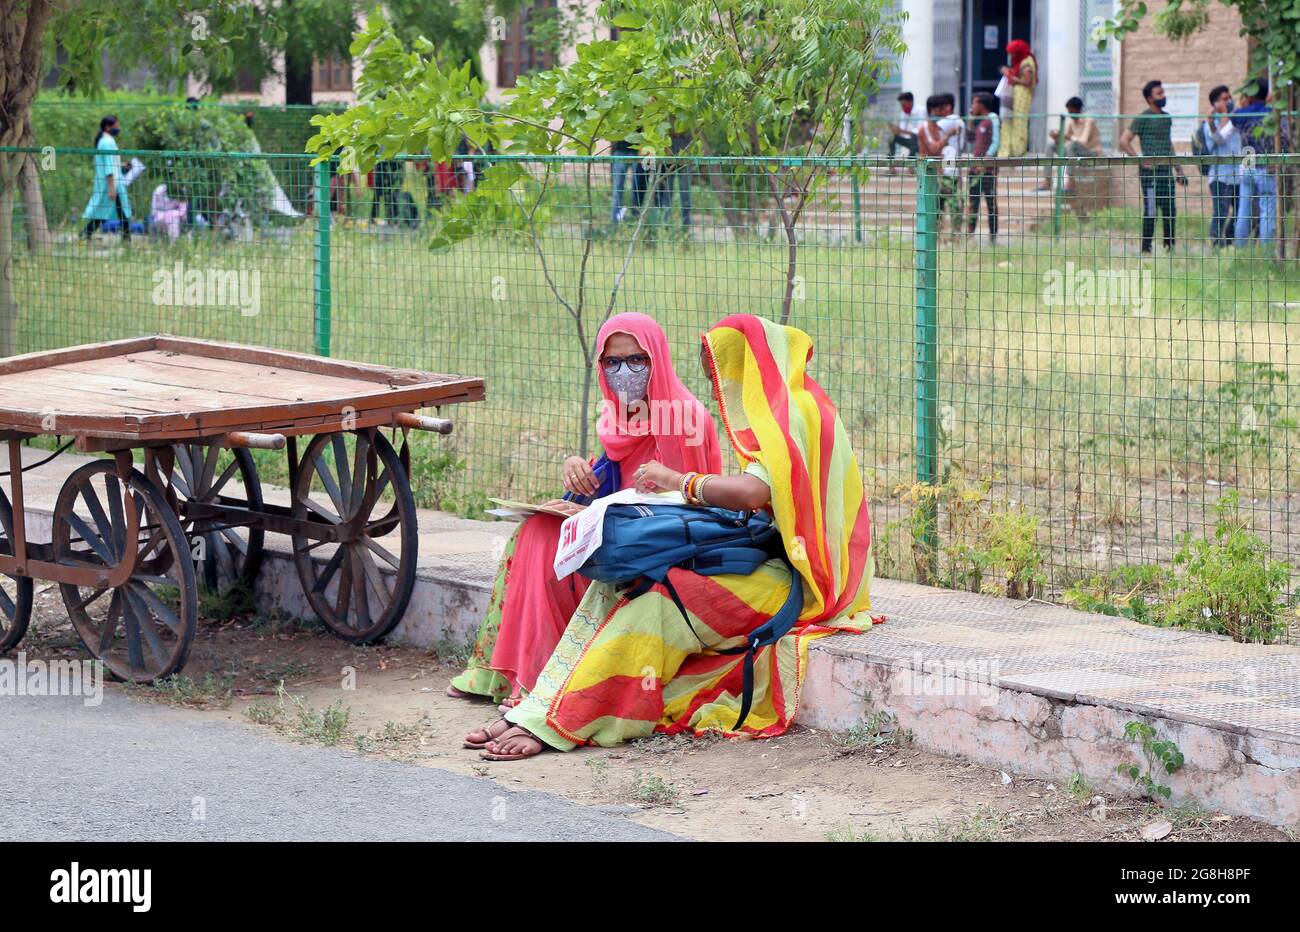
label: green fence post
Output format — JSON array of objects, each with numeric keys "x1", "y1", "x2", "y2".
[
  {"x1": 313, "y1": 159, "x2": 332, "y2": 357},
  {"x1": 1052, "y1": 113, "x2": 1066, "y2": 238},
  {"x1": 852, "y1": 171, "x2": 863, "y2": 243},
  {"x1": 914, "y1": 158, "x2": 939, "y2": 580}
]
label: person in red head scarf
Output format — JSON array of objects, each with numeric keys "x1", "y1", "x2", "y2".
[
  {"x1": 998, "y1": 39, "x2": 1038, "y2": 157},
  {"x1": 454, "y1": 313, "x2": 722, "y2": 728}
]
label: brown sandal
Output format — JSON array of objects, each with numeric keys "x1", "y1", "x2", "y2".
[
  {"x1": 480, "y1": 726, "x2": 546, "y2": 761},
  {"x1": 463, "y1": 718, "x2": 512, "y2": 750}
]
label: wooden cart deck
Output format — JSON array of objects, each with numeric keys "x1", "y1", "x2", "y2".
[
  {"x1": 0, "y1": 336, "x2": 484, "y2": 443},
  {"x1": 0, "y1": 335, "x2": 486, "y2": 680}
]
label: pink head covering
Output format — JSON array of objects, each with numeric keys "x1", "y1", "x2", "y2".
[{"x1": 595, "y1": 312, "x2": 722, "y2": 482}]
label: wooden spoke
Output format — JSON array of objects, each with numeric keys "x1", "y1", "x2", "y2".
[
  {"x1": 97, "y1": 591, "x2": 123, "y2": 655},
  {"x1": 79, "y1": 483, "x2": 116, "y2": 556},
  {"x1": 105, "y1": 474, "x2": 126, "y2": 559},
  {"x1": 70, "y1": 586, "x2": 109, "y2": 611},
  {"x1": 124, "y1": 587, "x2": 171, "y2": 666},
  {"x1": 311, "y1": 547, "x2": 347, "y2": 595},
  {"x1": 303, "y1": 495, "x2": 343, "y2": 525},
  {"x1": 331, "y1": 434, "x2": 352, "y2": 512},
  {"x1": 348, "y1": 433, "x2": 371, "y2": 518},
  {"x1": 361, "y1": 534, "x2": 402, "y2": 570},
  {"x1": 65, "y1": 511, "x2": 114, "y2": 564},
  {"x1": 312, "y1": 452, "x2": 347, "y2": 516},
  {"x1": 209, "y1": 458, "x2": 241, "y2": 498}
]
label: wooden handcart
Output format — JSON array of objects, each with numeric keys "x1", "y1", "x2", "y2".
[{"x1": 0, "y1": 336, "x2": 484, "y2": 683}]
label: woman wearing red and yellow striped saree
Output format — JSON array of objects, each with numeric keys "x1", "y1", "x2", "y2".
[{"x1": 473, "y1": 314, "x2": 874, "y2": 760}]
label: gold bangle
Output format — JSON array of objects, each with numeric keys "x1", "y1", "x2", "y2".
[{"x1": 696, "y1": 474, "x2": 713, "y2": 507}]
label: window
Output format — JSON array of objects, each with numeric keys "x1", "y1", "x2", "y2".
[
  {"x1": 496, "y1": 0, "x2": 559, "y2": 89},
  {"x1": 312, "y1": 53, "x2": 352, "y2": 93},
  {"x1": 234, "y1": 67, "x2": 262, "y2": 94}
]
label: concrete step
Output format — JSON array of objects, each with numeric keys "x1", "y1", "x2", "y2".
[{"x1": 12, "y1": 445, "x2": 1300, "y2": 827}]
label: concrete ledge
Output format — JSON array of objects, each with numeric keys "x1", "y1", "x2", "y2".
[{"x1": 799, "y1": 633, "x2": 1300, "y2": 828}]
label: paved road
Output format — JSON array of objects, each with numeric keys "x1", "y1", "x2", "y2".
[{"x1": 0, "y1": 693, "x2": 678, "y2": 841}]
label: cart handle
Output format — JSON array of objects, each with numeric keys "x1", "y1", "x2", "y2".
[
  {"x1": 227, "y1": 431, "x2": 288, "y2": 450},
  {"x1": 395, "y1": 412, "x2": 454, "y2": 435}
]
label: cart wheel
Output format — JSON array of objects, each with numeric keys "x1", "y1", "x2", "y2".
[
  {"x1": 0, "y1": 486, "x2": 34, "y2": 653},
  {"x1": 291, "y1": 430, "x2": 417, "y2": 644},
  {"x1": 51, "y1": 461, "x2": 198, "y2": 683},
  {"x1": 170, "y1": 443, "x2": 266, "y2": 590}
]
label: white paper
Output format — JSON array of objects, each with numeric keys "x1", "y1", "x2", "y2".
[
  {"x1": 1160, "y1": 82, "x2": 1201, "y2": 144},
  {"x1": 552, "y1": 488, "x2": 685, "y2": 579},
  {"x1": 121, "y1": 158, "x2": 146, "y2": 188}
]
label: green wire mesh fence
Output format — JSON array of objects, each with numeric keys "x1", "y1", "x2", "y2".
[{"x1": 3, "y1": 144, "x2": 1300, "y2": 605}]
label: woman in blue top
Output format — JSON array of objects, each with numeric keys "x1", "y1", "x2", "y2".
[{"x1": 82, "y1": 116, "x2": 132, "y2": 241}]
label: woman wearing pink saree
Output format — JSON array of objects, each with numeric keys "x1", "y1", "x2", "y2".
[{"x1": 450, "y1": 313, "x2": 722, "y2": 712}]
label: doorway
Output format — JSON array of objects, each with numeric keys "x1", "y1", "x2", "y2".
[{"x1": 962, "y1": 0, "x2": 1033, "y2": 113}]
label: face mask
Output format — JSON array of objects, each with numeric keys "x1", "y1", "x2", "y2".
[
  {"x1": 1153, "y1": 97, "x2": 1166, "y2": 110},
  {"x1": 108, "y1": 127, "x2": 120, "y2": 136},
  {"x1": 605, "y1": 364, "x2": 651, "y2": 403}
]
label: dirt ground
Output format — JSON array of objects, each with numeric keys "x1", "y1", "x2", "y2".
[{"x1": 18, "y1": 585, "x2": 1295, "y2": 843}]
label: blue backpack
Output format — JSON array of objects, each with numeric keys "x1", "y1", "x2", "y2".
[{"x1": 576, "y1": 502, "x2": 804, "y2": 729}]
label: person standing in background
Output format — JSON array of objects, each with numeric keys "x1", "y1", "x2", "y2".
[
  {"x1": 919, "y1": 94, "x2": 963, "y2": 235},
  {"x1": 609, "y1": 137, "x2": 637, "y2": 224},
  {"x1": 1233, "y1": 77, "x2": 1282, "y2": 247},
  {"x1": 82, "y1": 115, "x2": 132, "y2": 241},
  {"x1": 1201, "y1": 84, "x2": 1240, "y2": 248},
  {"x1": 1119, "y1": 80, "x2": 1188, "y2": 254},
  {"x1": 997, "y1": 40, "x2": 1037, "y2": 157},
  {"x1": 966, "y1": 92, "x2": 1000, "y2": 244}
]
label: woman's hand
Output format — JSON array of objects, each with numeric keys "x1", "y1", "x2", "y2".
[
  {"x1": 632, "y1": 460, "x2": 682, "y2": 495},
  {"x1": 561, "y1": 456, "x2": 599, "y2": 496}
]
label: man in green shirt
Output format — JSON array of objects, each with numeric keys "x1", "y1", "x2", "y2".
[{"x1": 1119, "y1": 80, "x2": 1188, "y2": 253}]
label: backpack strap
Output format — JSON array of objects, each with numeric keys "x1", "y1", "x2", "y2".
[{"x1": 654, "y1": 558, "x2": 805, "y2": 732}]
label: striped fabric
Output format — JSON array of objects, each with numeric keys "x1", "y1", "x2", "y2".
[{"x1": 504, "y1": 315, "x2": 875, "y2": 747}]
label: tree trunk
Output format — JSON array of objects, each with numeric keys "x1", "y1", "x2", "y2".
[
  {"x1": 283, "y1": 38, "x2": 313, "y2": 106},
  {"x1": 1, "y1": 0, "x2": 56, "y2": 356},
  {"x1": 18, "y1": 153, "x2": 51, "y2": 253},
  {"x1": 0, "y1": 155, "x2": 20, "y2": 356}
]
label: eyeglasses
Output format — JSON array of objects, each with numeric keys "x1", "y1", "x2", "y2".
[{"x1": 600, "y1": 354, "x2": 651, "y2": 373}]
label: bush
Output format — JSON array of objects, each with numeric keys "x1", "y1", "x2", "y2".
[
  {"x1": 1063, "y1": 563, "x2": 1169, "y2": 624},
  {"x1": 1159, "y1": 493, "x2": 1292, "y2": 643},
  {"x1": 1064, "y1": 493, "x2": 1294, "y2": 644},
  {"x1": 26, "y1": 95, "x2": 281, "y2": 230}
]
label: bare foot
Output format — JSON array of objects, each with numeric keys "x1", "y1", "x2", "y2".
[
  {"x1": 446, "y1": 684, "x2": 471, "y2": 699},
  {"x1": 463, "y1": 718, "x2": 512, "y2": 749},
  {"x1": 481, "y1": 726, "x2": 545, "y2": 761}
]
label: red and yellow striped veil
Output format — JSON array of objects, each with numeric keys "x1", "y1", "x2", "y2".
[{"x1": 702, "y1": 314, "x2": 874, "y2": 629}]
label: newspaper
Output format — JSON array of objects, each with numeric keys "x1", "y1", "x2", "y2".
[
  {"x1": 486, "y1": 498, "x2": 585, "y2": 520},
  {"x1": 552, "y1": 488, "x2": 685, "y2": 580}
]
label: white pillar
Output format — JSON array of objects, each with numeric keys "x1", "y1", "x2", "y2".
[
  {"x1": 900, "y1": 0, "x2": 935, "y2": 106},
  {"x1": 1040, "y1": 0, "x2": 1081, "y2": 116}
]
